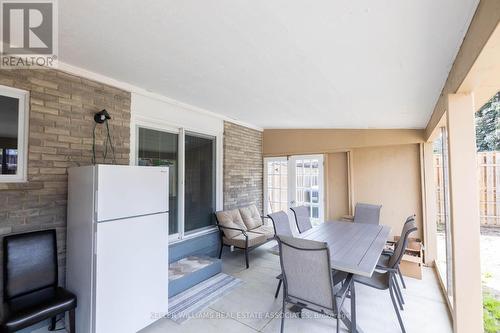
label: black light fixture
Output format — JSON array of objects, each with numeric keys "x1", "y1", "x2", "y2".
[
  {"x1": 92, "y1": 109, "x2": 115, "y2": 164},
  {"x1": 94, "y1": 109, "x2": 111, "y2": 124}
]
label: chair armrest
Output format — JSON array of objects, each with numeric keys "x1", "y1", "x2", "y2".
[
  {"x1": 216, "y1": 224, "x2": 247, "y2": 236},
  {"x1": 341, "y1": 215, "x2": 354, "y2": 222},
  {"x1": 260, "y1": 215, "x2": 272, "y2": 227},
  {"x1": 375, "y1": 265, "x2": 398, "y2": 273},
  {"x1": 376, "y1": 252, "x2": 393, "y2": 270}
]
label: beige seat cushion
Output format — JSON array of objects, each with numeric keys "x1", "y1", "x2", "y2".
[
  {"x1": 249, "y1": 225, "x2": 275, "y2": 239},
  {"x1": 239, "y1": 205, "x2": 263, "y2": 230},
  {"x1": 223, "y1": 232, "x2": 267, "y2": 248},
  {"x1": 216, "y1": 209, "x2": 247, "y2": 238}
]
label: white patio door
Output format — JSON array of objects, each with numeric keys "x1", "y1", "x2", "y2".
[
  {"x1": 289, "y1": 155, "x2": 324, "y2": 224},
  {"x1": 264, "y1": 155, "x2": 324, "y2": 224},
  {"x1": 264, "y1": 157, "x2": 289, "y2": 214}
]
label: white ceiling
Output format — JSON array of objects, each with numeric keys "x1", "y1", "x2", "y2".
[{"x1": 59, "y1": 0, "x2": 479, "y2": 129}]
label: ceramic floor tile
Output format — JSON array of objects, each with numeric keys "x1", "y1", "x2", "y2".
[
  {"x1": 140, "y1": 308, "x2": 257, "y2": 333},
  {"x1": 207, "y1": 280, "x2": 282, "y2": 331},
  {"x1": 20, "y1": 242, "x2": 453, "y2": 333}
]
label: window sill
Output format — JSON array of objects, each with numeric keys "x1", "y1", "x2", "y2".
[
  {"x1": 169, "y1": 226, "x2": 219, "y2": 245},
  {"x1": 0, "y1": 177, "x2": 27, "y2": 183}
]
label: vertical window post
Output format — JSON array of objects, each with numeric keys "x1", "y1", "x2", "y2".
[
  {"x1": 178, "y1": 128, "x2": 185, "y2": 239},
  {"x1": 446, "y1": 93, "x2": 483, "y2": 333}
]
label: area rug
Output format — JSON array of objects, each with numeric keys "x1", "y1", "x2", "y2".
[{"x1": 167, "y1": 273, "x2": 242, "y2": 324}]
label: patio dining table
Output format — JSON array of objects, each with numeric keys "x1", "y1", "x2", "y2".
[{"x1": 273, "y1": 220, "x2": 391, "y2": 333}]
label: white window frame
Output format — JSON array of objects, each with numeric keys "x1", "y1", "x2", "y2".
[
  {"x1": 134, "y1": 122, "x2": 182, "y2": 241},
  {"x1": 0, "y1": 85, "x2": 29, "y2": 183},
  {"x1": 133, "y1": 118, "x2": 222, "y2": 243}
]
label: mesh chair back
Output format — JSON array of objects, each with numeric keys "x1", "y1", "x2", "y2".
[
  {"x1": 388, "y1": 219, "x2": 418, "y2": 268},
  {"x1": 353, "y1": 203, "x2": 382, "y2": 225},
  {"x1": 268, "y1": 211, "x2": 293, "y2": 237},
  {"x1": 277, "y1": 235, "x2": 334, "y2": 309},
  {"x1": 290, "y1": 206, "x2": 313, "y2": 233},
  {"x1": 3, "y1": 230, "x2": 58, "y2": 300},
  {"x1": 392, "y1": 215, "x2": 416, "y2": 248}
]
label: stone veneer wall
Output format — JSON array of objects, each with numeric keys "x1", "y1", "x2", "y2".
[
  {"x1": 0, "y1": 69, "x2": 130, "y2": 294},
  {"x1": 223, "y1": 121, "x2": 263, "y2": 213}
]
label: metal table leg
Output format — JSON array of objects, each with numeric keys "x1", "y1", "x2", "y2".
[{"x1": 339, "y1": 281, "x2": 363, "y2": 333}]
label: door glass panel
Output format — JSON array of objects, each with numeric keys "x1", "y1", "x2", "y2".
[
  {"x1": 294, "y1": 156, "x2": 323, "y2": 225},
  {"x1": 304, "y1": 189, "x2": 311, "y2": 202},
  {"x1": 138, "y1": 128, "x2": 178, "y2": 235},
  {"x1": 271, "y1": 188, "x2": 279, "y2": 202},
  {"x1": 304, "y1": 174, "x2": 311, "y2": 187},
  {"x1": 265, "y1": 159, "x2": 288, "y2": 214},
  {"x1": 312, "y1": 206, "x2": 319, "y2": 219},
  {"x1": 312, "y1": 190, "x2": 319, "y2": 203},
  {"x1": 280, "y1": 189, "x2": 287, "y2": 202},
  {"x1": 184, "y1": 133, "x2": 216, "y2": 233},
  {"x1": 296, "y1": 174, "x2": 303, "y2": 187},
  {"x1": 433, "y1": 127, "x2": 454, "y2": 304},
  {"x1": 0, "y1": 95, "x2": 19, "y2": 175}
]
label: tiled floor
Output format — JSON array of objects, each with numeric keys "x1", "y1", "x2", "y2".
[
  {"x1": 143, "y1": 241, "x2": 453, "y2": 333},
  {"x1": 27, "y1": 241, "x2": 452, "y2": 333}
]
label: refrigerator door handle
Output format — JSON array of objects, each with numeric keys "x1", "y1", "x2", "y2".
[{"x1": 94, "y1": 190, "x2": 98, "y2": 216}]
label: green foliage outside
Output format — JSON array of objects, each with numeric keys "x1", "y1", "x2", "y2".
[
  {"x1": 483, "y1": 272, "x2": 500, "y2": 333},
  {"x1": 477, "y1": 93, "x2": 500, "y2": 332},
  {"x1": 483, "y1": 293, "x2": 500, "y2": 333},
  {"x1": 476, "y1": 92, "x2": 500, "y2": 152}
]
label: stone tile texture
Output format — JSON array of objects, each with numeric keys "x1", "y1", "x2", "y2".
[{"x1": 223, "y1": 122, "x2": 263, "y2": 213}]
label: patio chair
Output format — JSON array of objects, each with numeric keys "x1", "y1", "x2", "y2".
[
  {"x1": 373, "y1": 216, "x2": 417, "y2": 311},
  {"x1": 354, "y1": 219, "x2": 418, "y2": 333},
  {"x1": 353, "y1": 202, "x2": 382, "y2": 225},
  {"x1": 267, "y1": 211, "x2": 294, "y2": 298},
  {"x1": 381, "y1": 214, "x2": 416, "y2": 292},
  {"x1": 276, "y1": 235, "x2": 352, "y2": 333},
  {"x1": 268, "y1": 211, "x2": 293, "y2": 237},
  {"x1": 215, "y1": 205, "x2": 275, "y2": 269},
  {"x1": 290, "y1": 206, "x2": 313, "y2": 233}
]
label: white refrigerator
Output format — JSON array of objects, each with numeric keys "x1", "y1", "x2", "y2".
[{"x1": 66, "y1": 165, "x2": 169, "y2": 333}]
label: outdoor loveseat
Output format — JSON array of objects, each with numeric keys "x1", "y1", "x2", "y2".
[{"x1": 215, "y1": 205, "x2": 275, "y2": 268}]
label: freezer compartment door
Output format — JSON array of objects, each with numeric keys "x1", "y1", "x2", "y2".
[
  {"x1": 95, "y1": 213, "x2": 169, "y2": 333},
  {"x1": 96, "y1": 165, "x2": 168, "y2": 222}
]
